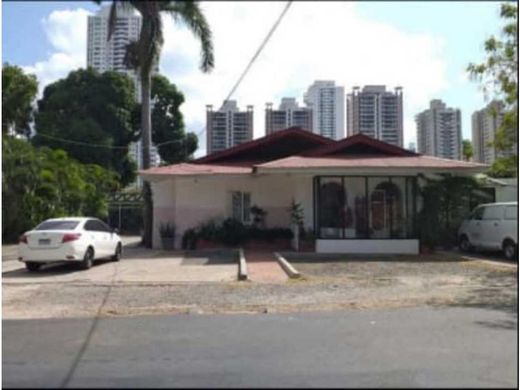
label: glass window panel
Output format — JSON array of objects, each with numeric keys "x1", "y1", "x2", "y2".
[
  {"x1": 390, "y1": 177, "x2": 407, "y2": 238},
  {"x1": 318, "y1": 177, "x2": 343, "y2": 238},
  {"x1": 406, "y1": 177, "x2": 416, "y2": 238},
  {"x1": 504, "y1": 206, "x2": 517, "y2": 220},
  {"x1": 482, "y1": 205, "x2": 502, "y2": 220},
  {"x1": 231, "y1": 191, "x2": 242, "y2": 221},
  {"x1": 243, "y1": 193, "x2": 251, "y2": 223},
  {"x1": 368, "y1": 177, "x2": 392, "y2": 239},
  {"x1": 343, "y1": 177, "x2": 367, "y2": 238}
]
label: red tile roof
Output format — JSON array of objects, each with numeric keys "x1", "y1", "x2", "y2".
[
  {"x1": 140, "y1": 131, "x2": 488, "y2": 179},
  {"x1": 194, "y1": 126, "x2": 333, "y2": 165},
  {"x1": 140, "y1": 163, "x2": 251, "y2": 176},
  {"x1": 257, "y1": 155, "x2": 487, "y2": 170},
  {"x1": 304, "y1": 133, "x2": 418, "y2": 157}
]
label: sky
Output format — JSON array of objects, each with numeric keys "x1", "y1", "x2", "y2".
[{"x1": 2, "y1": 1, "x2": 505, "y2": 155}]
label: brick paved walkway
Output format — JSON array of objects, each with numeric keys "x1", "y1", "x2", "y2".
[{"x1": 245, "y1": 251, "x2": 288, "y2": 283}]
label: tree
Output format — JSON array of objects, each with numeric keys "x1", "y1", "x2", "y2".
[
  {"x1": 462, "y1": 139, "x2": 474, "y2": 162},
  {"x1": 33, "y1": 68, "x2": 140, "y2": 187},
  {"x1": 151, "y1": 74, "x2": 198, "y2": 164},
  {"x1": 2, "y1": 137, "x2": 119, "y2": 242},
  {"x1": 468, "y1": 3, "x2": 518, "y2": 177},
  {"x1": 104, "y1": 1, "x2": 214, "y2": 247},
  {"x1": 2, "y1": 63, "x2": 38, "y2": 137}
]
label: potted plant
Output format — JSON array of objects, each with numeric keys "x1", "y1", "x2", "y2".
[
  {"x1": 288, "y1": 199, "x2": 304, "y2": 251},
  {"x1": 159, "y1": 223, "x2": 176, "y2": 250}
]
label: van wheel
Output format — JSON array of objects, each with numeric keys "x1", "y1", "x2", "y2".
[
  {"x1": 459, "y1": 235, "x2": 473, "y2": 253},
  {"x1": 503, "y1": 240, "x2": 517, "y2": 260},
  {"x1": 80, "y1": 247, "x2": 94, "y2": 270},
  {"x1": 25, "y1": 262, "x2": 41, "y2": 272}
]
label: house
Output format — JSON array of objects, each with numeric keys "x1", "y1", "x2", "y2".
[{"x1": 140, "y1": 127, "x2": 486, "y2": 254}]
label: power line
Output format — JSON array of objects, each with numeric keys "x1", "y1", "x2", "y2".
[
  {"x1": 195, "y1": 1, "x2": 293, "y2": 139},
  {"x1": 35, "y1": 132, "x2": 185, "y2": 150}
]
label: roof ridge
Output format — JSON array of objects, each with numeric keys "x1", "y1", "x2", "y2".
[{"x1": 193, "y1": 126, "x2": 333, "y2": 164}]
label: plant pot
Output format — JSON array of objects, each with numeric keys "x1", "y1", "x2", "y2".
[
  {"x1": 161, "y1": 237, "x2": 175, "y2": 250},
  {"x1": 419, "y1": 244, "x2": 434, "y2": 255}
]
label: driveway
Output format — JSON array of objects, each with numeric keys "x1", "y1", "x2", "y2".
[
  {"x1": 2, "y1": 246, "x2": 239, "y2": 285},
  {"x1": 3, "y1": 307, "x2": 517, "y2": 388}
]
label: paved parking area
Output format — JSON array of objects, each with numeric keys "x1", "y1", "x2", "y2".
[
  {"x1": 2, "y1": 248, "x2": 239, "y2": 284},
  {"x1": 244, "y1": 250, "x2": 287, "y2": 283}
]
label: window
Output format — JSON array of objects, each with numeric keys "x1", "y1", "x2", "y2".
[
  {"x1": 315, "y1": 176, "x2": 417, "y2": 239},
  {"x1": 35, "y1": 220, "x2": 80, "y2": 230},
  {"x1": 85, "y1": 220, "x2": 109, "y2": 232},
  {"x1": 504, "y1": 206, "x2": 517, "y2": 220},
  {"x1": 231, "y1": 191, "x2": 251, "y2": 224},
  {"x1": 482, "y1": 205, "x2": 502, "y2": 220},
  {"x1": 472, "y1": 206, "x2": 484, "y2": 220}
]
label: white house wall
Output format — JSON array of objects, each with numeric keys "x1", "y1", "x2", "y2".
[{"x1": 151, "y1": 174, "x2": 315, "y2": 249}]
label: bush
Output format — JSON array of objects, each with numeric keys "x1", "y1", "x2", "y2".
[
  {"x1": 182, "y1": 218, "x2": 294, "y2": 248},
  {"x1": 181, "y1": 228, "x2": 198, "y2": 250}
]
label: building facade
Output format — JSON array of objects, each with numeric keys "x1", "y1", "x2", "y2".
[
  {"x1": 87, "y1": 4, "x2": 142, "y2": 99},
  {"x1": 88, "y1": 4, "x2": 160, "y2": 187},
  {"x1": 304, "y1": 81, "x2": 345, "y2": 140},
  {"x1": 265, "y1": 98, "x2": 313, "y2": 134},
  {"x1": 346, "y1": 85, "x2": 403, "y2": 147},
  {"x1": 416, "y1": 99, "x2": 462, "y2": 160},
  {"x1": 206, "y1": 100, "x2": 254, "y2": 154},
  {"x1": 471, "y1": 101, "x2": 514, "y2": 164}
]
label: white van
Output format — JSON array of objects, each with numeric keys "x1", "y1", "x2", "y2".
[{"x1": 458, "y1": 202, "x2": 518, "y2": 260}]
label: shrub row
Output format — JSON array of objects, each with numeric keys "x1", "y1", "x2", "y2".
[{"x1": 181, "y1": 218, "x2": 294, "y2": 249}]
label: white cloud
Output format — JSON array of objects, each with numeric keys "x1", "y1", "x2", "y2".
[
  {"x1": 22, "y1": 8, "x2": 92, "y2": 94},
  {"x1": 24, "y1": 2, "x2": 449, "y2": 152},
  {"x1": 160, "y1": 1, "x2": 448, "y2": 151}
]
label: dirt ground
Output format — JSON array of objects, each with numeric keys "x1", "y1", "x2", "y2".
[{"x1": 3, "y1": 251, "x2": 517, "y2": 319}]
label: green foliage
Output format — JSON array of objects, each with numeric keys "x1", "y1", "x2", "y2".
[
  {"x1": 33, "y1": 68, "x2": 140, "y2": 187},
  {"x1": 468, "y1": 3, "x2": 518, "y2": 173},
  {"x1": 250, "y1": 205, "x2": 267, "y2": 227},
  {"x1": 288, "y1": 199, "x2": 304, "y2": 227},
  {"x1": 2, "y1": 137, "x2": 119, "y2": 242},
  {"x1": 488, "y1": 155, "x2": 519, "y2": 178},
  {"x1": 150, "y1": 75, "x2": 198, "y2": 163},
  {"x1": 417, "y1": 175, "x2": 482, "y2": 249},
  {"x1": 181, "y1": 228, "x2": 198, "y2": 250},
  {"x1": 462, "y1": 139, "x2": 474, "y2": 161},
  {"x1": 181, "y1": 218, "x2": 294, "y2": 248},
  {"x1": 2, "y1": 63, "x2": 38, "y2": 137}
]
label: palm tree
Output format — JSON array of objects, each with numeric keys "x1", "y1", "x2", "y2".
[{"x1": 100, "y1": 1, "x2": 214, "y2": 247}]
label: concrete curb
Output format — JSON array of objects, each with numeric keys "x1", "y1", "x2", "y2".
[
  {"x1": 238, "y1": 248, "x2": 248, "y2": 281},
  {"x1": 274, "y1": 252, "x2": 301, "y2": 279}
]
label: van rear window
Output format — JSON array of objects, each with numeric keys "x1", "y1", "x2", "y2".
[
  {"x1": 504, "y1": 206, "x2": 518, "y2": 220},
  {"x1": 35, "y1": 221, "x2": 80, "y2": 230}
]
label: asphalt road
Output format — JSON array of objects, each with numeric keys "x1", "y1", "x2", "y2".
[{"x1": 3, "y1": 307, "x2": 517, "y2": 388}]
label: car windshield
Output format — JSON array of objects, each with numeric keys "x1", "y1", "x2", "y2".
[{"x1": 35, "y1": 220, "x2": 80, "y2": 230}]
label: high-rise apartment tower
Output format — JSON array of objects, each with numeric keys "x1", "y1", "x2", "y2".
[
  {"x1": 472, "y1": 101, "x2": 515, "y2": 164},
  {"x1": 346, "y1": 85, "x2": 403, "y2": 147},
  {"x1": 206, "y1": 100, "x2": 253, "y2": 154},
  {"x1": 416, "y1": 99, "x2": 462, "y2": 160},
  {"x1": 265, "y1": 98, "x2": 313, "y2": 134},
  {"x1": 303, "y1": 81, "x2": 345, "y2": 140}
]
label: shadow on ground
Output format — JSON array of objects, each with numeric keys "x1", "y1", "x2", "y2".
[{"x1": 2, "y1": 259, "x2": 114, "y2": 279}]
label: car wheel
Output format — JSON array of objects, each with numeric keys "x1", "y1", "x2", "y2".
[
  {"x1": 459, "y1": 235, "x2": 473, "y2": 253},
  {"x1": 503, "y1": 240, "x2": 517, "y2": 260},
  {"x1": 25, "y1": 262, "x2": 42, "y2": 272},
  {"x1": 112, "y1": 243, "x2": 122, "y2": 262},
  {"x1": 80, "y1": 247, "x2": 94, "y2": 270}
]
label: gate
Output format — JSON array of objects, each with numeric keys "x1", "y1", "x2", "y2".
[{"x1": 107, "y1": 192, "x2": 144, "y2": 235}]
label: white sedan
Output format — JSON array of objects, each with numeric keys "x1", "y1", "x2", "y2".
[{"x1": 18, "y1": 217, "x2": 122, "y2": 271}]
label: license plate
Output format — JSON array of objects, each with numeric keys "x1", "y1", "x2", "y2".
[{"x1": 39, "y1": 239, "x2": 51, "y2": 245}]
